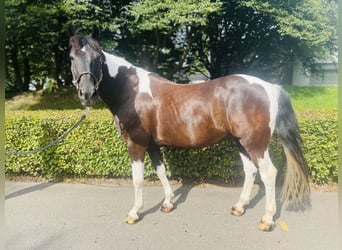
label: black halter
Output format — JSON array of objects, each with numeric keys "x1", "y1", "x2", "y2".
[{"x1": 72, "y1": 71, "x2": 102, "y2": 90}]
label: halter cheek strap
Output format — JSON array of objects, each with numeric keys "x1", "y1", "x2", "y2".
[{"x1": 73, "y1": 71, "x2": 102, "y2": 90}]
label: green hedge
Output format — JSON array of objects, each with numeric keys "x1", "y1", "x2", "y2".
[
  {"x1": 298, "y1": 111, "x2": 338, "y2": 183},
  {"x1": 5, "y1": 109, "x2": 338, "y2": 184}
]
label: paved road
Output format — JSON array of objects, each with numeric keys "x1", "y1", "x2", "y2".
[{"x1": 5, "y1": 181, "x2": 339, "y2": 250}]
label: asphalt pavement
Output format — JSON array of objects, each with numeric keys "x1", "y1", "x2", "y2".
[{"x1": 5, "y1": 181, "x2": 339, "y2": 250}]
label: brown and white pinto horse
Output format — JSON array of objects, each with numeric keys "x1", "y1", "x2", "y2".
[{"x1": 68, "y1": 30, "x2": 310, "y2": 231}]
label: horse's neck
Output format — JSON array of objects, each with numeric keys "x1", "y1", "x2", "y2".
[{"x1": 100, "y1": 51, "x2": 140, "y2": 114}]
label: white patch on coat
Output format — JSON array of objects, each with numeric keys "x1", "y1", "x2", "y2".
[
  {"x1": 235, "y1": 74, "x2": 280, "y2": 135},
  {"x1": 102, "y1": 51, "x2": 153, "y2": 98},
  {"x1": 136, "y1": 68, "x2": 153, "y2": 97},
  {"x1": 102, "y1": 51, "x2": 131, "y2": 78}
]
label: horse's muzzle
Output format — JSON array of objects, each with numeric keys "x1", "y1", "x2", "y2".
[
  {"x1": 78, "y1": 86, "x2": 98, "y2": 107},
  {"x1": 76, "y1": 74, "x2": 99, "y2": 106},
  {"x1": 78, "y1": 88, "x2": 98, "y2": 107}
]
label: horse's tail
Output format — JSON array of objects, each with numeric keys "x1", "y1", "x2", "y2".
[{"x1": 275, "y1": 88, "x2": 310, "y2": 210}]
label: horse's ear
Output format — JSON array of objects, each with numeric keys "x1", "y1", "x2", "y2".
[
  {"x1": 91, "y1": 25, "x2": 100, "y2": 41},
  {"x1": 67, "y1": 25, "x2": 75, "y2": 37}
]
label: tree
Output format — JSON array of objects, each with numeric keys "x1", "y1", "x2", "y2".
[
  {"x1": 238, "y1": 0, "x2": 337, "y2": 81},
  {"x1": 118, "y1": 0, "x2": 221, "y2": 79},
  {"x1": 5, "y1": 0, "x2": 337, "y2": 97},
  {"x1": 5, "y1": 0, "x2": 121, "y2": 96},
  {"x1": 123, "y1": 0, "x2": 337, "y2": 82}
]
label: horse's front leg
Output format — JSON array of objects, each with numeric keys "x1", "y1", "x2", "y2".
[
  {"x1": 125, "y1": 143, "x2": 146, "y2": 224},
  {"x1": 147, "y1": 143, "x2": 174, "y2": 213}
]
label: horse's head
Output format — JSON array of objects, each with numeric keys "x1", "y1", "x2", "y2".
[{"x1": 68, "y1": 27, "x2": 103, "y2": 107}]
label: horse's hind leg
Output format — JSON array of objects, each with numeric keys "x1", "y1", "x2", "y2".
[
  {"x1": 231, "y1": 147, "x2": 277, "y2": 231},
  {"x1": 257, "y1": 149, "x2": 277, "y2": 231},
  {"x1": 231, "y1": 152, "x2": 258, "y2": 216},
  {"x1": 147, "y1": 143, "x2": 174, "y2": 212}
]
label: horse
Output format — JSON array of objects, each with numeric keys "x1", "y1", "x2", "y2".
[{"x1": 68, "y1": 28, "x2": 310, "y2": 232}]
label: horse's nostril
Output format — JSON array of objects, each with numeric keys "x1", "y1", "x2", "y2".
[{"x1": 79, "y1": 89, "x2": 84, "y2": 97}]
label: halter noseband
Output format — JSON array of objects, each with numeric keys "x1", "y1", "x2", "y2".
[{"x1": 72, "y1": 71, "x2": 102, "y2": 90}]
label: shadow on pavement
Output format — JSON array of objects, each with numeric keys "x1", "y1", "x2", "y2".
[
  {"x1": 244, "y1": 185, "x2": 284, "y2": 221},
  {"x1": 139, "y1": 183, "x2": 194, "y2": 221},
  {"x1": 5, "y1": 183, "x2": 54, "y2": 200}
]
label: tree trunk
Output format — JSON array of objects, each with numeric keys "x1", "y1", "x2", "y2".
[
  {"x1": 152, "y1": 29, "x2": 161, "y2": 73},
  {"x1": 196, "y1": 15, "x2": 224, "y2": 80},
  {"x1": 5, "y1": 53, "x2": 10, "y2": 82},
  {"x1": 53, "y1": 47, "x2": 63, "y2": 86},
  {"x1": 50, "y1": 51, "x2": 56, "y2": 81},
  {"x1": 166, "y1": 26, "x2": 192, "y2": 79},
  {"x1": 10, "y1": 46, "x2": 23, "y2": 91},
  {"x1": 208, "y1": 34, "x2": 222, "y2": 79},
  {"x1": 22, "y1": 56, "x2": 30, "y2": 91}
]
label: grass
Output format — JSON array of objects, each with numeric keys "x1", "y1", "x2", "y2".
[
  {"x1": 283, "y1": 86, "x2": 338, "y2": 111},
  {"x1": 5, "y1": 87, "x2": 105, "y2": 111},
  {"x1": 5, "y1": 85, "x2": 338, "y2": 112}
]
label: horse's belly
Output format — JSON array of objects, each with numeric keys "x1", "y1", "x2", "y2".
[{"x1": 154, "y1": 123, "x2": 228, "y2": 148}]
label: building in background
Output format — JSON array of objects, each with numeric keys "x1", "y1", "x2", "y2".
[{"x1": 291, "y1": 53, "x2": 338, "y2": 86}]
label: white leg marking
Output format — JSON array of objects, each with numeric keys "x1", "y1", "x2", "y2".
[
  {"x1": 258, "y1": 150, "x2": 277, "y2": 224},
  {"x1": 234, "y1": 153, "x2": 258, "y2": 212},
  {"x1": 128, "y1": 161, "x2": 145, "y2": 219},
  {"x1": 156, "y1": 163, "x2": 174, "y2": 207}
]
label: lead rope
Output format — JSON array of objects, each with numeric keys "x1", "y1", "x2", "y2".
[{"x1": 5, "y1": 108, "x2": 90, "y2": 155}]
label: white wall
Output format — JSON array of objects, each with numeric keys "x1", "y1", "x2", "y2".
[{"x1": 292, "y1": 59, "x2": 338, "y2": 86}]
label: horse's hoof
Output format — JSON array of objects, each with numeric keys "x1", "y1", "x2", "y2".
[
  {"x1": 257, "y1": 220, "x2": 275, "y2": 232},
  {"x1": 230, "y1": 206, "x2": 245, "y2": 216},
  {"x1": 125, "y1": 214, "x2": 139, "y2": 224},
  {"x1": 160, "y1": 203, "x2": 174, "y2": 213}
]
